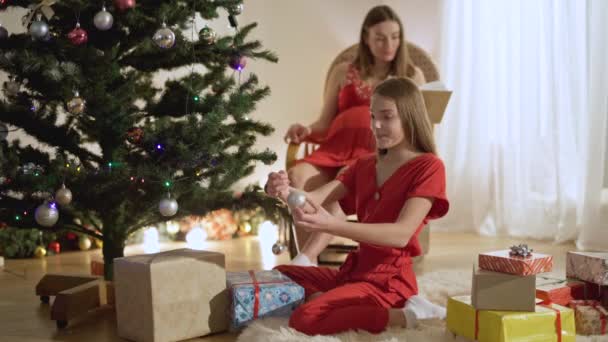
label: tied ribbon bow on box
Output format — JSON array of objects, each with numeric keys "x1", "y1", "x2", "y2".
[
  {"x1": 232, "y1": 270, "x2": 292, "y2": 319},
  {"x1": 474, "y1": 299, "x2": 563, "y2": 342},
  {"x1": 22, "y1": 0, "x2": 56, "y2": 28},
  {"x1": 509, "y1": 243, "x2": 534, "y2": 258}
]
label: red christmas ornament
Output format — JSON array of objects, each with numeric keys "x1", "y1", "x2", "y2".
[
  {"x1": 0, "y1": 0, "x2": 7, "y2": 8},
  {"x1": 66, "y1": 232, "x2": 77, "y2": 240},
  {"x1": 48, "y1": 241, "x2": 61, "y2": 254},
  {"x1": 114, "y1": 0, "x2": 136, "y2": 11},
  {"x1": 126, "y1": 127, "x2": 144, "y2": 144},
  {"x1": 68, "y1": 23, "x2": 88, "y2": 45}
]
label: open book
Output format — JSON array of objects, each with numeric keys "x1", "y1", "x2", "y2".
[{"x1": 420, "y1": 81, "x2": 452, "y2": 124}]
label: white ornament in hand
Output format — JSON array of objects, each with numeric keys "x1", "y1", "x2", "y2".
[{"x1": 287, "y1": 190, "x2": 306, "y2": 208}]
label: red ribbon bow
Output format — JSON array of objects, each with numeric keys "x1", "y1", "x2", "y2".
[{"x1": 232, "y1": 271, "x2": 292, "y2": 320}]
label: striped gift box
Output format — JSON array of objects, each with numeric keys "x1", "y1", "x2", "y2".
[{"x1": 479, "y1": 250, "x2": 553, "y2": 276}]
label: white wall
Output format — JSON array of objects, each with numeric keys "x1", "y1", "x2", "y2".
[
  {"x1": 0, "y1": 1, "x2": 444, "y2": 189},
  {"x1": 1, "y1": 7, "x2": 33, "y2": 147},
  {"x1": 237, "y1": 0, "x2": 443, "y2": 188}
]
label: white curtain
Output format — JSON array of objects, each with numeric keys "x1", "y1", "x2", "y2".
[{"x1": 435, "y1": 0, "x2": 608, "y2": 249}]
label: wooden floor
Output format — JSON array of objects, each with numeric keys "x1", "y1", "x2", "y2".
[{"x1": 0, "y1": 232, "x2": 576, "y2": 342}]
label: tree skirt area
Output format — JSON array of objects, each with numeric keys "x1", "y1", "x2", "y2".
[{"x1": 237, "y1": 270, "x2": 608, "y2": 342}]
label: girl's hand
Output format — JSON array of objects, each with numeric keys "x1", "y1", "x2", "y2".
[
  {"x1": 265, "y1": 170, "x2": 290, "y2": 201},
  {"x1": 292, "y1": 200, "x2": 339, "y2": 233},
  {"x1": 284, "y1": 123, "x2": 311, "y2": 144}
]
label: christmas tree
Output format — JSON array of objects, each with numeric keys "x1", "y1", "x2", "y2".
[{"x1": 0, "y1": 0, "x2": 286, "y2": 279}]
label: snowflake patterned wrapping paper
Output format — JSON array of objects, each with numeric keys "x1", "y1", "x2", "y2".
[{"x1": 226, "y1": 270, "x2": 305, "y2": 331}]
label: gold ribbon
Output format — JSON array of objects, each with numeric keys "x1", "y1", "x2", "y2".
[{"x1": 22, "y1": 0, "x2": 56, "y2": 28}]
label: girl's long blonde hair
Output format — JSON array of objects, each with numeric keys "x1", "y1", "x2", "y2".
[{"x1": 373, "y1": 77, "x2": 436, "y2": 154}]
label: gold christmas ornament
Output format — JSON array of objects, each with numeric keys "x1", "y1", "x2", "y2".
[
  {"x1": 67, "y1": 91, "x2": 86, "y2": 114},
  {"x1": 34, "y1": 246, "x2": 47, "y2": 258},
  {"x1": 55, "y1": 184, "x2": 72, "y2": 206},
  {"x1": 78, "y1": 236, "x2": 92, "y2": 250}
]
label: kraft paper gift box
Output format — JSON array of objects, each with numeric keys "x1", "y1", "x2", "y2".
[
  {"x1": 114, "y1": 249, "x2": 229, "y2": 342},
  {"x1": 570, "y1": 300, "x2": 608, "y2": 336},
  {"x1": 472, "y1": 267, "x2": 536, "y2": 311},
  {"x1": 479, "y1": 250, "x2": 553, "y2": 276},
  {"x1": 566, "y1": 251, "x2": 608, "y2": 286},
  {"x1": 446, "y1": 295, "x2": 575, "y2": 342},
  {"x1": 226, "y1": 270, "x2": 304, "y2": 331},
  {"x1": 535, "y1": 277, "x2": 586, "y2": 307}
]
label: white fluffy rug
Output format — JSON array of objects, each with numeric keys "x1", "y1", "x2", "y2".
[{"x1": 236, "y1": 269, "x2": 608, "y2": 342}]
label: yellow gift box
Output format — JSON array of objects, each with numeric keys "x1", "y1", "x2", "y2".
[{"x1": 447, "y1": 296, "x2": 575, "y2": 342}]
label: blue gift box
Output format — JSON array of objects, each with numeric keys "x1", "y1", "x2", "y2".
[{"x1": 226, "y1": 270, "x2": 305, "y2": 330}]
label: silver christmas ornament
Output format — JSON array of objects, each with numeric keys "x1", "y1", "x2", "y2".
[
  {"x1": 199, "y1": 26, "x2": 216, "y2": 45},
  {"x1": 0, "y1": 123, "x2": 8, "y2": 141},
  {"x1": 29, "y1": 15, "x2": 49, "y2": 40},
  {"x1": 35, "y1": 201, "x2": 59, "y2": 227},
  {"x1": 159, "y1": 195, "x2": 178, "y2": 217},
  {"x1": 55, "y1": 184, "x2": 73, "y2": 206},
  {"x1": 287, "y1": 190, "x2": 307, "y2": 208},
  {"x1": 42, "y1": 31, "x2": 52, "y2": 42},
  {"x1": 272, "y1": 242, "x2": 287, "y2": 255},
  {"x1": 230, "y1": 3, "x2": 244, "y2": 15},
  {"x1": 94, "y1": 6, "x2": 114, "y2": 31},
  {"x1": 67, "y1": 91, "x2": 86, "y2": 114},
  {"x1": 153, "y1": 23, "x2": 175, "y2": 49}
]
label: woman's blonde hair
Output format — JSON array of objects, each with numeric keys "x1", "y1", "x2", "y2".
[
  {"x1": 373, "y1": 77, "x2": 436, "y2": 154},
  {"x1": 354, "y1": 5, "x2": 416, "y2": 79}
]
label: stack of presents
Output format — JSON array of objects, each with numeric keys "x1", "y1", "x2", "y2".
[
  {"x1": 109, "y1": 248, "x2": 305, "y2": 342},
  {"x1": 447, "y1": 245, "x2": 608, "y2": 341}
]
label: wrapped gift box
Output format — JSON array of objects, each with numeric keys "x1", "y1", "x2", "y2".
[
  {"x1": 535, "y1": 277, "x2": 586, "y2": 307},
  {"x1": 586, "y1": 283, "x2": 608, "y2": 307},
  {"x1": 479, "y1": 250, "x2": 553, "y2": 276},
  {"x1": 114, "y1": 249, "x2": 229, "y2": 342},
  {"x1": 227, "y1": 270, "x2": 304, "y2": 330},
  {"x1": 570, "y1": 300, "x2": 607, "y2": 336},
  {"x1": 472, "y1": 267, "x2": 536, "y2": 311},
  {"x1": 446, "y1": 295, "x2": 575, "y2": 342},
  {"x1": 566, "y1": 252, "x2": 608, "y2": 286}
]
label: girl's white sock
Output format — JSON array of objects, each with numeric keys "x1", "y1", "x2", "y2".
[
  {"x1": 403, "y1": 295, "x2": 447, "y2": 326},
  {"x1": 290, "y1": 253, "x2": 317, "y2": 267}
]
